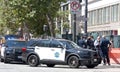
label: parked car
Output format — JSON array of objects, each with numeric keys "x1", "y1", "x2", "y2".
[
  {"x1": 22, "y1": 38, "x2": 101, "y2": 68},
  {"x1": 1, "y1": 39, "x2": 27, "y2": 63}
]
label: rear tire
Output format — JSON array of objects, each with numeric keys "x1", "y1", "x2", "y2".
[
  {"x1": 28, "y1": 55, "x2": 39, "y2": 67},
  {"x1": 68, "y1": 56, "x2": 80, "y2": 68}
]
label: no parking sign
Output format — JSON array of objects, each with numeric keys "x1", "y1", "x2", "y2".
[{"x1": 70, "y1": 0, "x2": 81, "y2": 14}]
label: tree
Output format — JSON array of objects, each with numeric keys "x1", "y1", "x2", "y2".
[
  {"x1": 56, "y1": 10, "x2": 70, "y2": 34},
  {"x1": 0, "y1": 0, "x2": 66, "y2": 37}
]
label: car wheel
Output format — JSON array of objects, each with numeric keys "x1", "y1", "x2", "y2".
[
  {"x1": 86, "y1": 64, "x2": 96, "y2": 68},
  {"x1": 28, "y1": 55, "x2": 39, "y2": 67},
  {"x1": 47, "y1": 64, "x2": 55, "y2": 67},
  {"x1": 68, "y1": 56, "x2": 80, "y2": 68}
]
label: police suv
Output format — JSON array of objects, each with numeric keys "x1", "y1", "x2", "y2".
[
  {"x1": 22, "y1": 39, "x2": 101, "y2": 68},
  {"x1": 1, "y1": 39, "x2": 27, "y2": 63}
]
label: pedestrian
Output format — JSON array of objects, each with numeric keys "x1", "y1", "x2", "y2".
[
  {"x1": 78, "y1": 36, "x2": 87, "y2": 48},
  {"x1": 87, "y1": 36, "x2": 94, "y2": 49},
  {"x1": 100, "y1": 35, "x2": 111, "y2": 65},
  {"x1": 94, "y1": 36, "x2": 102, "y2": 63}
]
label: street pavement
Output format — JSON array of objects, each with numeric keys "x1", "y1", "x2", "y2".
[{"x1": 0, "y1": 62, "x2": 120, "y2": 72}]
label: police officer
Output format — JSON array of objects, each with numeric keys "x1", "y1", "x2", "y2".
[
  {"x1": 87, "y1": 36, "x2": 94, "y2": 49},
  {"x1": 100, "y1": 35, "x2": 111, "y2": 65},
  {"x1": 78, "y1": 36, "x2": 87, "y2": 48}
]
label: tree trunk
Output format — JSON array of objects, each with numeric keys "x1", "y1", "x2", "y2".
[{"x1": 46, "y1": 14, "x2": 55, "y2": 37}]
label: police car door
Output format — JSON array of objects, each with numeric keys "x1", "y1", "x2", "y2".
[
  {"x1": 35, "y1": 40, "x2": 51, "y2": 60},
  {"x1": 49, "y1": 39, "x2": 66, "y2": 61}
]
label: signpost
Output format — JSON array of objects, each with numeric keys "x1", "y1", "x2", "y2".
[
  {"x1": 70, "y1": 0, "x2": 80, "y2": 14},
  {"x1": 70, "y1": 0, "x2": 81, "y2": 42}
]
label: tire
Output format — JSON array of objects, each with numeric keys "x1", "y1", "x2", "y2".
[
  {"x1": 27, "y1": 55, "x2": 39, "y2": 67},
  {"x1": 47, "y1": 64, "x2": 55, "y2": 67},
  {"x1": 67, "y1": 56, "x2": 80, "y2": 68},
  {"x1": 86, "y1": 64, "x2": 96, "y2": 68}
]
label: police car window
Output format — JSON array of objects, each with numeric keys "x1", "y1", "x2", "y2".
[
  {"x1": 36, "y1": 40, "x2": 50, "y2": 47},
  {"x1": 59, "y1": 41, "x2": 73, "y2": 49},
  {"x1": 6, "y1": 40, "x2": 26, "y2": 47},
  {"x1": 27, "y1": 39, "x2": 40, "y2": 47},
  {"x1": 50, "y1": 40, "x2": 62, "y2": 48},
  {"x1": 60, "y1": 40, "x2": 80, "y2": 49}
]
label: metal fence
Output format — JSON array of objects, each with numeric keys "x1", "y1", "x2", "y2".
[{"x1": 106, "y1": 35, "x2": 120, "y2": 48}]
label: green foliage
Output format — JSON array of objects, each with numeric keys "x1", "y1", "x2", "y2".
[
  {"x1": 56, "y1": 10, "x2": 70, "y2": 33},
  {"x1": 0, "y1": 0, "x2": 66, "y2": 36}
]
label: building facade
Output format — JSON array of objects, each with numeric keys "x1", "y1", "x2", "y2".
[
  {"x1": 81, "y1": 0, "x2": 120, "y2": 36},
  {"x1": 57, "y1": 0, "x2": 120, "y2": 40}
]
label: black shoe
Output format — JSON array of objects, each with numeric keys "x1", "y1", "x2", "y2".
[{"x1": 108, "y1": 63, "x2": 111, "y2": 66}]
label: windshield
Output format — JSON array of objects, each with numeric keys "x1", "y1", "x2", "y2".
[
  {"x1": 6, "y1": 40, "x2": 27, "y2": 47},
  {"x1": 59, "y1": 40, "x2": 80, "y2": 49}
]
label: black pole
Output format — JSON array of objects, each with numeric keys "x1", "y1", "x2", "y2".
[
  {"x1": 84, "y1": 0, "x2": 88, "y2": 36},
  {"x1": 66, "y1": 31, "x2": 68, "y2": 39},
  {"x1": 73, "y1": 14, "x2": 76, "y2": 42}
]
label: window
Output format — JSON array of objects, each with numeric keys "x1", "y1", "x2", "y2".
[
  {"x1": 98, "y1": 9, "x2": 102, "y2": 24},
  {"x1": 94, "y1": 10, "x2": 97, "y2": 25},
  {"x1": 106, "y1": 7, "x2": 110, "y2": 23},
  {"x1": 101, "y1": 8, "x2": 104, "y2": 24},
  {"x1": 88, "y1": 4, "x2": 120, "y2": 27},
  {"x1": 36, "y1": 40, "x2": 50, "y2": 47},
  {"x1": 92, "y1": 11, "x2": 95, "y2": 25},
  {"x1": 27, "y1": 39, "x2": 38, "y2": 47},
  {"x1": 60, "y1": 41, "x2": 73, "y2": 49},
  {"x1": 111, "y1": 4, "x2": 119, "y2": 22},
  {"x1": 88, "y1": 12, "x2": 91, "y2": 26},
  {"x1": 6, "y1": 40, "x2": 26, "y2": 47},
  {"x1": 50, "y1": 40, "x2": 62, "y2": 48},
  {"x1": 63, "y1": 4, "x2": 69, "y2": 11}
]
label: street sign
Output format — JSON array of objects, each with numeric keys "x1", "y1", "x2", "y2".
[{"x1": 70, "y1": 0, "x2": 81, "y2": 14}]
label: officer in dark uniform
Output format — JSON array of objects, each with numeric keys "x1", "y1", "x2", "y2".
[
  {"x1": 100, "y1": 35, "x2": 111, "y2": 65},
  {"x1": 78, "y1": 36, "x2": 87, "y2": 48}
]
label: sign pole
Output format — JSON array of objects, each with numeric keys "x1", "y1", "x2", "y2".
[
  {"x1": 73, "y1": 13, "x2": 76, "y2": 43},
  {"x1": 70, "y1": 0, "x2": 80, "y2": 43},
  {"x1": 84, "y1": 0, "x2": 88, "y2": 36}
]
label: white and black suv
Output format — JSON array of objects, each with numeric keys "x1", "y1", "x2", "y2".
[{"x1": 22, "y1": 39, "x2": 101, "y2": 68}]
